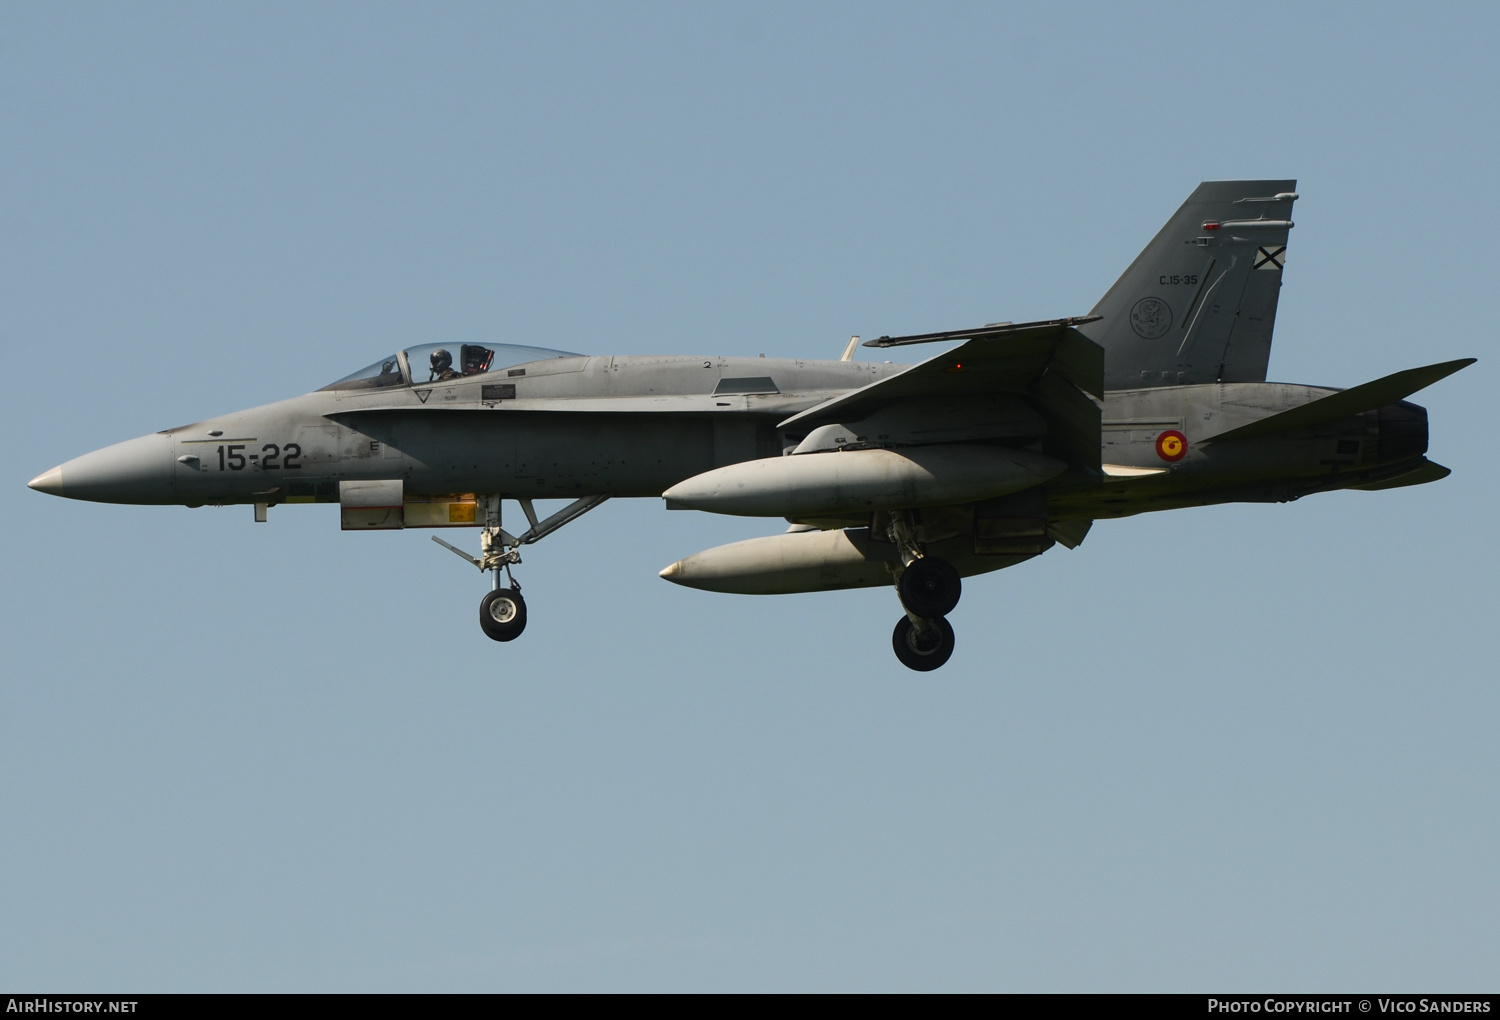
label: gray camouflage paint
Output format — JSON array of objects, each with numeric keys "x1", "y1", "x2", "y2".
[{"x1": 27, "y1": 181, "x2": 1470, "y2": 598}]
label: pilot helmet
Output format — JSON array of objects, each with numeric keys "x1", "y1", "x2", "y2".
[{"x1": 430, "y1": 348, "x2": 453, "y2": 374}]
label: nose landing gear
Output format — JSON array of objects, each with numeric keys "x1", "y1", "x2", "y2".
[
  {"x1": 432, "y1": 494, "x2": 608, "y2": 644},
  {"x1": 480, "y1": 586, "x2": 527, "y2": 642}
]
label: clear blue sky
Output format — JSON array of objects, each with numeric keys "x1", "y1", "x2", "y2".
[{"x1": 2, "y1": 1, "x2": 1495, "y2": 991}]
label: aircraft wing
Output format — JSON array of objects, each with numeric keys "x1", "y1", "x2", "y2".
[{"x1": 779, "y1": 318, "x2": 1105, "y2": 470}]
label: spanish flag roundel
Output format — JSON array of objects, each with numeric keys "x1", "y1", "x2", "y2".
[{"x1": 1155, "y1": 429, "x2": 1188, "y2": 462}]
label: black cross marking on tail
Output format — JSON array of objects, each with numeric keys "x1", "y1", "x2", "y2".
[{"x1": 1255, "y1": 245, "x2": 1286, "y2": 270}]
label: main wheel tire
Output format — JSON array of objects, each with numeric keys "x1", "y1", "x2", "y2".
[
  {"x1": 892, "y1": 615, "x2": 955, "y2": 671},
  {"x1": 898, "y1": 557, "x2": 962, "y2": 618},
  {"x1": 479, "y1": 588, "x2": 528, "y2": 642}
]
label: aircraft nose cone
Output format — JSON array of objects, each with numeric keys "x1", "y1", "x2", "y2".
[
  {"x1": 27, "y1": 465, "x2": 65, "y2": 495},
  {"x1": 30, "y1": 432, "x2": 177, "y2": 504}
]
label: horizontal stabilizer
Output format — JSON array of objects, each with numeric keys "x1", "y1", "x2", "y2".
[
  {"x1": 1349, "y1": 459, "x2": 1451, "y2": 491},
  {"x1": 1204, "y1": 358, "x2": 1475, "y2": 443}
]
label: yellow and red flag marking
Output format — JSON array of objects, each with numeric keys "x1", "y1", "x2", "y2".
[{"x1": 1155, "y1": 429, "x2": 1188, "y2": 462}]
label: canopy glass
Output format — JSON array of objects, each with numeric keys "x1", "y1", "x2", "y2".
[{"x1": 320, "y1": 343, "x2": 581, "y2": 392}]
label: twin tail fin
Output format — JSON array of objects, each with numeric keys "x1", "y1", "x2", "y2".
[{"x1": 1080, "y1": 180, "x2": 1297, "y2": 390}]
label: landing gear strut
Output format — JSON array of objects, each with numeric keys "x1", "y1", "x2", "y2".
[
  {"x1": 432, "y1": 494, "x2": 608, "y2": 644},
  {"x1": 886, "y1": 510, "x2": 961, "y2": 671}
]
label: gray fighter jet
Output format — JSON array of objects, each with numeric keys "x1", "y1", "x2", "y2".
[{"x1": 27, "y1": 181, "x2": 1474, "y2": 670}]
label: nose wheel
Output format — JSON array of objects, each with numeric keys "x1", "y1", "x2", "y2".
[{"x1": 480, "y1": 587, "x2": 527, "y2": 642}]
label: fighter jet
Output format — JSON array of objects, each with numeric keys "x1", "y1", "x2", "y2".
[{"x1": 27, "y1": 181, "x2": 1473, "y2": 670}]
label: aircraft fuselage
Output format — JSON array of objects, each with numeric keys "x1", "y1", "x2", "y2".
[{"x1": 35, "y1": 353, "x2": 1431, "y2": 521}]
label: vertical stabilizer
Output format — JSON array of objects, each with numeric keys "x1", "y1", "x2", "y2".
[{"x1": 1080, "y1": 180, "x2": 1297, "y2": 390}]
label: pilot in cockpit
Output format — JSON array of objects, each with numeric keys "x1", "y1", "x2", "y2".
[{"x1": 429, "y1": 348, "x2": 462, "y2": 382}]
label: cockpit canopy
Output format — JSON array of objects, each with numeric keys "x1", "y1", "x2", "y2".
[{"x1": 319, "y1": 343, "x2": 581, "y2": 392}]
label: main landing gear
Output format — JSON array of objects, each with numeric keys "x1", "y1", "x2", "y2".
[
  {"x1": 892, "y1": 615, "x2": 956, "y2": 672},
  {"x1": 432, "y1": 494, "x2": 608, "y2": 644},
  {"x1": 886, "y1": 511, "x2": 961, "y2": 671}
]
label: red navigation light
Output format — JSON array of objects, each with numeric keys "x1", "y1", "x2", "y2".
[{"x1": 1201, "y1": 220, "x2": 1220, "y2": 230}]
